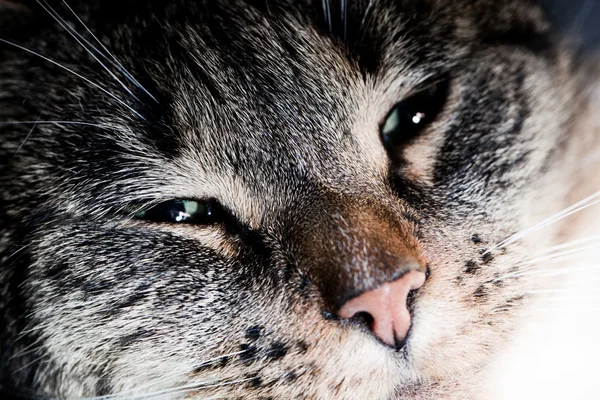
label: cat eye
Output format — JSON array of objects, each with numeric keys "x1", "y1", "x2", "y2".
[
  {"x1": 381, "y1": 77, "x2": 450, "y2": 148},
  {"x1": 134, "y1": 199, "x2": 222, "y2": 224}
]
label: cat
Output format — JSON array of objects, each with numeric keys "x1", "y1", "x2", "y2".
[{"x1": 0, "y1": 0, "x2": 599, "y2": 399}]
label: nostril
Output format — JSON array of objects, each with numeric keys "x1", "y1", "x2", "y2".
[
  {"x1": 346, "y1": 292, "x2": 417, "y2": 350},
  {"x1": 406, "y1": 286, "x2": 419, "y2": 310},
  {"x1": 349, "y1": 311, "x2": 375, "y2": 330},
  {"x1": 337, "y1": 270, "x2": 426, "y2": 347}
]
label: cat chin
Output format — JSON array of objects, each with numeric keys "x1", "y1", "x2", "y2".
[
  {"x1": 92, "y1": 321, "x2": 409, "y2": 400},
  {"x1": 261, "y1": 327, "x2": 414, "y2": 399}
]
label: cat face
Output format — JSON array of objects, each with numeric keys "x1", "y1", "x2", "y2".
[{"x1": 0, "y1": 0, "x2": 585, "y2": 398}]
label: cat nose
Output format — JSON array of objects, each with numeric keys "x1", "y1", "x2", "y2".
[{"x1": 337, "y1": 270, "x2": 426, "y2": 347}]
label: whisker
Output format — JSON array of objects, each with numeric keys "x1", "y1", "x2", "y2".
[
  {"x1": 8, "y1": 330, "x2": 49, "y2": 361},
  {"x1": 504, "y1": 264, "x2": 600, "y2": 280},
  {"x1": 1, "y1": 244, "x2": 30, "y2": 267},
  {"x1": 0, "y1": 386, "x2": 57, "y2": 400},
  {"x1": 500, "y1": 252, "x2": 600, "y2": 280},
  {"x1": 8, "y1": 343, "x2": 47, "y2": 361},
  {"x1": 565, "y1": 0, "x2": 594, "y2": 39},
  {"x1": 512, "y1": 244, "x2": 596, "y2": 271},
  {"x1": 503, "y1": 237, "x2": 600, "y2": 273},
  {"x1": 14, "y1": 323, "x2": 53, "y2": 343},
  {"x1": 532, "y1": 236, "x2": 600, "y2": 256},
  {"x1": 118, "y1": 380, "x2": 222, "y2": 400},
  {"x1": 341, "y1": 0, "x2": 347, "y2": 41},
  {"x1": 485, "y1": 191, "x2": 600, "y2": 254},
  {"x1": 13, "y1": 114, "x2": 41, "y2": 155},
  {"x1": 36, "y1": 0, "x2": 140, "y2": 103},
  {"x1": 536, "y1": 292, "x2": 600, "y2": 301},
  {"x1": 322, "y1": 0, "x2": 332, "y2": 33},
  {"x1": 0, "y1": 120, "x2": 113, "y2": 128},
  {"x1": 360, "y1": 0, "x2": 375, "y2": 30},
  {"x1": 87, "y1": 350, "x2": 248, "y2": 400},
  {"x1": 21, "y1": 81, "x2": 34, "y2": 107},
  {"x1": 123, "y1": 376, "x2": 257, "y2": 400},
  {"x1": 0, "y1": 38, "x2": 144, "y2": 120},
  {"x1": 515, "y1": 244, "x2": 598, "y2": 267},
  {"x1": 534, "y1": 307, "x2": 600, "y2": 313},
  {"x1": 13, "y1": 353, "x2": 49, "y2": 374},
  {"x1": 527, "y1": 287, "x2": 600, "y2": 295},
  {"x1": 61, "y1": 0, "x2": 159, "y2": 103}
]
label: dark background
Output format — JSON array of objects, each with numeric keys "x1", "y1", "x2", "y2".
[{"x1": 543, "y1": 0, "x2": 600, "y2": 52}]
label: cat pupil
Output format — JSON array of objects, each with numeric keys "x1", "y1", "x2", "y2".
[{"x1": 135, "y1": 200, "x2": 213, "y2": 224}]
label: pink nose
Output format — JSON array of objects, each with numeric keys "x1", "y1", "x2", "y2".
[{"x1": 337, "y1": 270, "x2": 426, "y2": 347}]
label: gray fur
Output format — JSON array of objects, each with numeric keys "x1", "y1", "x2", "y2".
[{"x1": 0, "y1": 0, "x2": 597, "y2": 399}]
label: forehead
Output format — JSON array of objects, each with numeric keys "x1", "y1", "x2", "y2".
[
  {"x1": 133, "y1": 3, "x2": 453, "y2": 190},
  {"x1": 86, "y1": 0, "x2": 547, "y2": 221}
]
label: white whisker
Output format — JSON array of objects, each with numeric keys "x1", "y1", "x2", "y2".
[
  {"x1": 14, "y1": 323, "x2": 53, "y2": 342},
  {"x1": 322, "y1": 0, "x2": 332, "y2": 33},
  {"x1": 0, "y1": 120, "x2": 112, "y2": 128},
  {"x1": 499, "y1": 243, "x2": 600, "y2": 280},
  {"x1": 360, "y1": 0, "x2": 375, "y2": 30},
  {"x1": 13, "y1": 114, "x2": 41, "y2": 155},
  {"x1": 534, "y1": 307, "x2": 600, "y2": 313},
  {"x1": 36, "y1": 0, "x2": 140, "y2": 103},
  {"x1": 1, "y1": 244, "x2": 30, "y2": 267},
  {"x1": 13, "y1": 353, "x2": 49, "y2": 374},
  {"x1": 8, "y1": 335, "x2": 46, "y2": 360},
  {"x1": 21, "y1": 81, "x2": 33, "y2": 107},
  {"x1": 341, "y1": 0, "x2": 347, "y2": 41},
  {"x1": 119, "y1": 380, "x2": 221, "y2": 400},
  {"x1": 507, "y1": 241, "x2": 600, "y2": 269},
  {"x1": 516, "y1": 244, "x2": 598, "y2": 267},
  {"x1": 565, "y1": 0, "x2": 594, "y2": 39},
  {"x1": 501, "y1": 254, "x2": 600, "y2": 279},
  {"x1": 87, "y1": 350, "x2": 248, "y2": 400},
  {"x1": 122, "y1": 376, "x2": 257, "y2": 400},
  {"x1": 504, "y1": 264, "x2": 600, "y2": 280},
  {"x1": 527, "y1": 287, "x2": 600, "y2": 295},
  {"x1": 0, "y1": 38, "x2": 144, "y2": 120},
  {"x1": 8, "y1": 344, "x2": 47, "y2": 361},
  {"x1": 532, "y1": 236, "x2": 600, "y2": 256},
  {"x1": 485, "y1": 191, "x2": 600, "y2": 254},
  {"x1": 61, "y1": 0, "x2": 159, "y2": 103}
]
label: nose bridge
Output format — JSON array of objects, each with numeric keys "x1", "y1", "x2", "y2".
[{"x1": 294, "y1": 194, "x2": 424, "y2": 309}]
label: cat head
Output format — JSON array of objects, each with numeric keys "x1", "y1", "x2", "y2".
[{"x1": 0, "y1": 0, "x2": 590, "y2": 398}]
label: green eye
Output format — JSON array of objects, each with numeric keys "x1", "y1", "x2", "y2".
[
  {"x1": 134, "y1": 199, "x2": 221, "y2": 224},
  {"x1": 381, "y1": 77, "x2": 449, "y2": 148}
]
